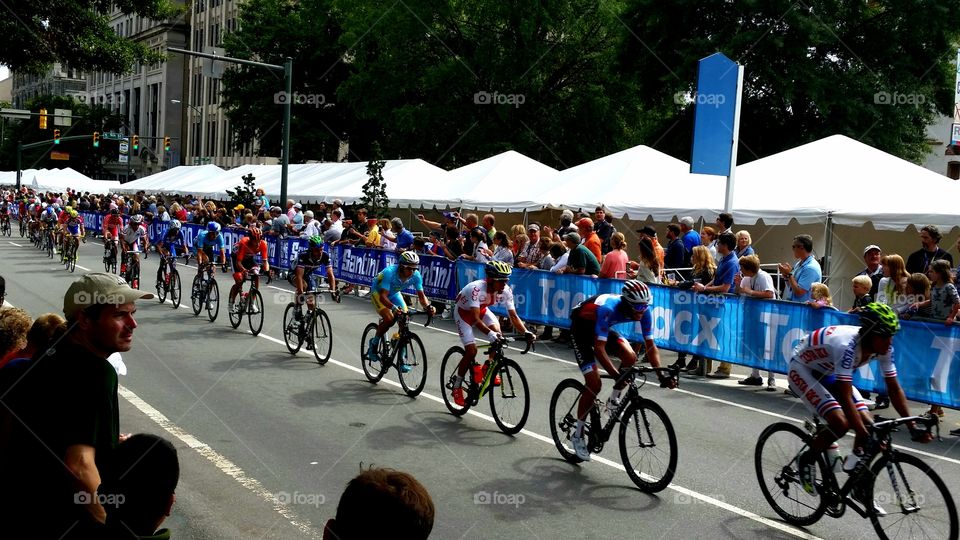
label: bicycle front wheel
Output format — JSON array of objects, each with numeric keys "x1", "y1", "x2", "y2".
[
  {"x1": 755, "y1": 422, "x2": 827, "y2": 527},
  {"x1": 398, "y1": 334, "x2": 428, "y2": 397},
  {"x1": 282, "y1": 303, "x2": 303, "y2": 354},
  {"x1": 439, "y1": 346, "x2": 473, "y2": 416},
  {"x1": 206, "y1": 279, "x2": 220, "y2": 322},
  {"x1": 228, "y1": 293, "x2": 243, "y2": 329},
  {"x1": 489, "y1": 358, "x2": 529, "y2": 435},
  {"x1": 867, "y1": 451, "x2": 958, "y2": 540},
  {"x1": 311, "y1": 309, "x2": 332, "y2": 365},
  {"x1": 360, "y1": 323, "x2": 388, "y2": 382},
  {"x1": 170, "y1": 271, "x2": 182, "y2": 309},
  {"x1": 247, "y1": 289, "x2": 265, "y2": 336},
  {"x1": 191, "y1": 275, "x2": 204, "y2": 316},
  {"x1": 156, "y1": 267, "x2": 168, "y2": 304},
  {"x1": 619, "y1": 398, "x2": 677, "y2": 493},
  {"x1": 549, "y1": 378, "x2": 591, "y2": 464}
]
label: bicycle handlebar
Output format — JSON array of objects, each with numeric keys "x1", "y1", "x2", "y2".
[{"x1": 871, "y1": 413, "x2": 940, "y2": 440}]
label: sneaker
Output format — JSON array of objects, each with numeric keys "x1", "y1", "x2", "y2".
[
  {"x1": 765, "y1": 380, "x2": 777, "y2": 392},
  {"x1": 366, "y1": 339, "x2": 380, "y2": 363},
  {"x1": 850, "y1": 488, "x2": 887, "y2": 516},
  {"x1": 798, "y1": 451, "x2": 817, "y2": 495},
  {"x1": 305, "y1": 339, "x2": 315, "y2": 351},
  {"x1": 452, "y1": 387, "x2": 465, "y2": 407},
  {"x1": 399, "y1": 360, "x2": 412, "y2": 374},
  {"x1": 229, "y1": 302, "x2": 236, "y2": 314},
  {"x1": 738, "y1": 376, "x2": 763, "y2": 386},
  {"x1": 250, "y1": 303, "x2": 260, "y2": 314},
  {"x1": 706, "y1": 371, "x2": 730, "y2": 379},
  {"x1": 571, "y1": 431, "x2": 591, "y2": 462}
]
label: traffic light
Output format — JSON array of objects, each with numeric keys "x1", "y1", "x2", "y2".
[
  {"x1": 131, "y1": 135, "x2": 139, "y2": 151},
  {"x1": 163, "y1": 136, "x2": 171, "y2": 151},
  {"x1": 39, "y1": 108, "x2": 48, "y2": 129},
  {"x1": 92, "y1": 131, "x2": 100, "y2": 148},
  {"x1": 53, "y1": 129, "x2": 60, "y2": 144}
]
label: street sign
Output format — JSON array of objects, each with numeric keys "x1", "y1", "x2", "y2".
[
  {"x1": 119, "y1": 142, "x2": 129, "y2": 154},
  {"x1": 951, "y1": 123, "x2": 960, "y2": 146},
  {"x1": 118, "y1": 154, "x2": 129, "y2": 163},
  {"x1": 690, "y1": 52, "x2": 742, "y2": 177},
  {"x1": 53, "y1": 108, "x2": 72, "y2": 127},
  {"x1": 0, "y1": 108, "x2": 31, "y2": 120},
  {"x1": 203, "y1": 46, "x2": 226, "y2": 79},
  {"x1": 50, "y1": 151, "x2": 70, "y2": 161}
]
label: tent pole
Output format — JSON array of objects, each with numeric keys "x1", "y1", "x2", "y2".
[
  {"x1": 522, "y1": 208, "x2": 528, "y2": 229},
  {"x1": 823, "y1": 212, "x2": 834, "y2": 285}
]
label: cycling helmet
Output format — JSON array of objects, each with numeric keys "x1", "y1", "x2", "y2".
[
  {"x1": 41, "y1": 202, "x2": 48, "y2": 209},
  {"x1": 308, "y1": 235, "x2": 324, "y2": 248},
  {"x1": 248, "y1": 227, "x2": 262, "y2": 242},
  {"x1": 485, "y1": 260, "x2": 512, "y2": 280},
  {"x1": 130, "y1": 214, "x2": 144, "y2": 224},
  {"x1": 68, "y1": 209, "x2": 78, "y2": 217},
  {"x1": 399, "y1": 251, "x2": 420, "y2": 267},
  {"x1": 52, "y1": 203, "x2": 60, "y2": 211},
  {"x1": 859, "y1": 302, "x2": 900, "y2": 337},
  {"x1": 621, "y1": 280, "x2": 652, "y2": 305},
  {"x1": 169, "y1": 219, "x2": 182, "y2": 229},
  {"x1": 207, "y1": 221, "x2": 221, "y2": 232},
  {"x1": 64, "y1": 206, "x2": 72, "y2": 213}
]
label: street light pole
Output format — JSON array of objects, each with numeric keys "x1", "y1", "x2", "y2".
[{"x1": 171, "y1": 99, "x2": 204, "y2": 165}]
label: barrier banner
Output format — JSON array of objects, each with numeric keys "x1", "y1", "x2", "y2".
[
  {"x1": 456, "y1": 261, "x2": 960, "y2": 408},
  {"x1": 331, "y1": 245, "x2": 458, "y2": 300}
]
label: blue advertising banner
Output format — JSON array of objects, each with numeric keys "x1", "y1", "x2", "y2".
[
  {"x1": 690, "y1": 52, "x2": 741, "y2": 176},
  {"x1": 331, "y1": 245, "x2": 458, "y2": 301},
  {"x1": 457, "y1": 261, "x2": 960, "y2": 408}
]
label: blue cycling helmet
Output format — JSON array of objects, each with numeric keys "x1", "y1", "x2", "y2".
[{"x1": 207, "y1": 221, "x2": 221, "y2": 232}]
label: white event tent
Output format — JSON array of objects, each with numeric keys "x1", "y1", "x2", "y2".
[
  {"x1": 115, "y1": 164, "x2": 227, "y2": 195},
  {"x1": 0, "y1": 167, "x2": 120, "y2": 194},
  {"x1": 454, "y1": 151, "x2": 560, "y2": 211}
]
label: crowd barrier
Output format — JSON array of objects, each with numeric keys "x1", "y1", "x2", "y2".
[{"x1": 67, "y1": 212, "x2": 959, "y2": 408}]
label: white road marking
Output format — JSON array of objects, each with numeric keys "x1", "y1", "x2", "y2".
[
  {"x1": 119, "y1": 386, "x2": 322, "y2": 539},
  {"x1": 253, "y1": 332, "x2": 822, "y2": 539},
  {"x1": 76, "y1": 265, "x2": 91, "y2": 271},
  {"x1": 9, "y1": 242, "x2": 23, "y2": 247}
]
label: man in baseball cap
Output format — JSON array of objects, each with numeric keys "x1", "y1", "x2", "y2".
[
  {"x1": 858, "y1": 245, "x2": 883, "y2": 299},
  {"x1": 63, "y1": 272, "x2": 154, "y2": 354}
]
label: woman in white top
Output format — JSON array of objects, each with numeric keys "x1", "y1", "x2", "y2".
[{"x1": 734, "y1": 254, "x2": 777, "y2": 389}]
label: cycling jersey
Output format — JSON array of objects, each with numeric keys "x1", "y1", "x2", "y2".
[
  {"x1": 195, "y1": 231, "x2": 225, "y2": 253},
  {"x1": 571, "y1": 294, "x2": 653, "y2": 342},
  {"x1": 235, "y1": 237, "x2": 268, "y2": 266},
  {"x1": 161, "y1": 229, "x2": 186, "y2": 255},
  {"x1": 65, "y1": 216, "x2": 83, "y2": 235},
  {"x1": 41, "y1": 210, "x2": 57, "y2": 223},
  {"x1": 120, "y1": 224, "x2": 147, "y2": 249},
  {"x1": 788, "y1": 325, "x2": 895, "y2": 418},
  {"x1": 371, "y1": 265, "x2": 424, "y2": 295},
  {"x1": 57, "y1": 211, "x2": 69, "y2": 226},
  {"x1": 103, "y1": 215, "x2": 123, "y2": 234},
  {"x1": 454, "y1": 279, "x2": 515, "y2": 325},
  {"x1": 294, "y1": 250, "x2": 330, "y2": 291}
]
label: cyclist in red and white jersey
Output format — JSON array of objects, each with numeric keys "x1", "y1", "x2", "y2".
[{"x1": 448, "y1": 261, "x2": 535, "y2": 406}]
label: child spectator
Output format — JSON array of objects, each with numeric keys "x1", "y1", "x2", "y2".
[
  {"x1": 807, "y1": 282, "x2": 838, "y2": 310},
  {"x1": 898, "y1": 273, "x2": 931, "y2": 320},
  {"x1": 915, "y1": 260, "x2": 960, "y2": 325},
  {"x1": 848, "y1": 275, "x2": 874, "y2": 313}
]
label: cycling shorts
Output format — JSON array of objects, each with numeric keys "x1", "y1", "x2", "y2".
[
  {"x1": 570, "y1": 318, "x2": 629, "y2": 374},
  {"x1": 67, "y1": 224, "x2": 81, "y2": 236},
  {"x1": 453, "y1": 308, "x2": 498, "y2": 346},
  {"x1": 371, "y1": 291, "x2": 407, "y2": 313},
  {"x1": 233, "y1": 256, "x2": 256, "y2": 282},
  {"x1": 787, "y1": 360, "x2": 870, "y2": 418}
]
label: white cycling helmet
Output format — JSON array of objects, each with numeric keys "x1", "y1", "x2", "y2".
[
  {"x1": 169, "y1": 219, "x2": 182, "y2": 229},
  {"x1": 399, "y1": 251, "x2": 420, "y2": 267},
  {"x1": 621, "y1": 280, "x2": 652, "y2": 305},
  {"x1": 130, "y1": 214, "x2": 144, "y2": 224}
]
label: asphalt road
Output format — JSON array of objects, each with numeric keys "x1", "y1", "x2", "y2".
[{"x1": 3, "y1": 234, "x2": 959, "y2": 539}]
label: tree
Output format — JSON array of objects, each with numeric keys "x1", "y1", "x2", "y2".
[
  {"x1": 617, "y1": 0, "x2": 960, "y2": 164},
  {"x1": 226, "y1": 173, "x2": 258, "y2": 209},
  {"x1": 1, "y1": 0, "x2": 183, "y2": 74},
  {"x1": 359, "y1": 142, "x2": 389, "y2": 217}
]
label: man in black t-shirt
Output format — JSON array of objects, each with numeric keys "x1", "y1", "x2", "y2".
[
  {"x1": 3, "y1": 273, "x2": 153, "y2": 537},
  {"x1": 906, "y1": 225, "x2": 953, "y2": 274}
]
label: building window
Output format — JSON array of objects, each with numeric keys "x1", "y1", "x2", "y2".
[{"x1": 948, "y1": 161, "x2": 960, "y2": 180}]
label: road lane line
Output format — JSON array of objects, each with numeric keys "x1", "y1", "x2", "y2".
[
  {"x1": 118, "y1": 386, "x2": 323, "y2": 539},
  {"x1": 9, "y1": 242, "x2": 23, "y2": 247},
  {"x1": 253, "y1": 332, "x2": 821, "y2": 539}
]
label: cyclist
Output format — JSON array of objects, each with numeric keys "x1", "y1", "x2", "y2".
[
  {"x1": 102, "y1": 208, "x2": 124, "y2": 262},
  {"x1": 0, "y1": 198, "x2": 10, "y2": 231},
  {"x1": 448, "y1": 261, "x2": 536, "y2": 406},
  {"x1": 119, "y1": 214, "x2": 150, "y2": 284},
  {"x1": 54, "y1": 204, "x2": 69, "y2": 252},
  {"x1": 229, "y1": 226, "x2": 270, "y2": 314},
  {"x1": 292, "y1": 236, "x2": 338, "y2": 350},
  {"x1": 158, "y1": 219, "x2": 188, "y2": 279},
  {"x1": 62, "y1": 208, "x2": 85, "y2": 259},
  {"x1": 792, "y1": 302, "x2": 933, "y2": 498},
  {"x1": 195, "y1": 221, "x2": 226, "y2": 276},
  {"x1": 38, "y1": 204, "x2": 57, "y2": 247},
  {"x1": 366, "y1": 251, "x2": 436, "y2": 367},
  {"x1": 568, "y1": 280, "x2": 674, "y2": 461}
]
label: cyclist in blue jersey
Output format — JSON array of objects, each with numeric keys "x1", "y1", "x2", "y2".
[
  {"x1": 195, "y1": 221, "x2": 226, "y2": 277},
  {"x1": 568, "y1": 280, "x2": 674, "y2": 461},
  {"x1": 366, "y1": 251, "x2": 436, "y2": 363},
  {"x1": 159, "y1": 219, "x2": 188, "y2": 272}
]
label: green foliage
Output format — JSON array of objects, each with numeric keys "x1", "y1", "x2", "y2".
[
  {"x1": 359, "y1": 142, "x2": 389, "y2": 218},
  {"x1": 0, "y1": 0, "x2": 183, "y2": 74},
  {"x1": 0, "y1": 95, "x2": 125, "y2": 178},
  {"x1": 226, "y1": 173, "x2": 258, "y2": 209}
]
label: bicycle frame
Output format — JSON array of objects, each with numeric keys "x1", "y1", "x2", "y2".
[
  {"x1": 470, "y1": 338, "x2": 533, "y2": 401},
  {"x1": 588, "y1": 365, "x2": 679, "y2": 448}
]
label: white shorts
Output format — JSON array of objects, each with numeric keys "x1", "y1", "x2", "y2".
[
  {"x1": 787, "y1": 360, "x2": 869, "y2": 419},
  {"x1": 453, "y1": 308, "x2": 498, "y2": 346}
]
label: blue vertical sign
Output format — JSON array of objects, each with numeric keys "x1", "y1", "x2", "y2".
[{"x1": 690, "y1": 52, "x2": 742, "y2": 177}]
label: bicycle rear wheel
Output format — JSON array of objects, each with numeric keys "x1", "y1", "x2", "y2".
[
  {"x1": 191, "y1": 275, "x2": 204, "y2": 315},
  {"x1": 206, "y1": 279, "x2": 220, "y2": 322},
  {"x1": 754, "y1": 422, "x2": 828, "y2": 527},
  {"x1": 247, "y1": 289, "x2": 264, "y2": 336},
  {"x1": 549, "y1": 378, "x2": 591, "y2": 464},
  {"x1": 46, "y1": 233, "x2": 54, "y2": 258},
  {"x1": 310, "y1": 308, "x2": 332, "y2": 364},
  {"x1": 170, "y1": 270, "x2": 182, "y2": 309},
  {"x1": 360, "y1": 323, "x2": 388, "y2": 383},
  {"x1": 439, "y1": 346, "x2": 473, "y2": 416},
  {"x1": 619, "y1": 399, "x2": 677, "y2": 492},
  {"x1": 282, "y1": 303, "x2": 303, "y2": 354},
  {"x1": 489, "y1": 358, "x2": 529, "y2": 435},
  {"x1": 867, "y1": 452, "x2": 958, "y2": 540},
  {"x1": 397, "y1": 334, "x2": 428, "y2": 397}
]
